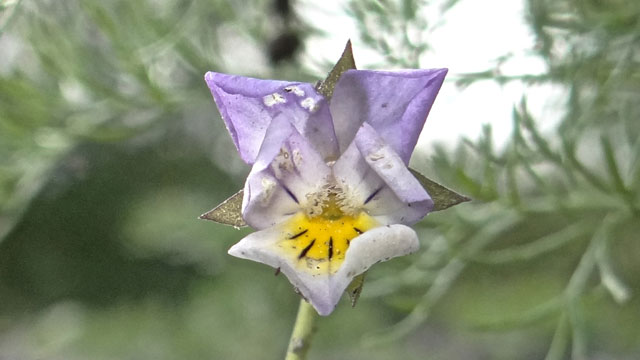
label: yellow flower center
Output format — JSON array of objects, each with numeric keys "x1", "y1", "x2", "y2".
[{"x1": 276, "y1": 193, "x2": 378, "y2": 274}]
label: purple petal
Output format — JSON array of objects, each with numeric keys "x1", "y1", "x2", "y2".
[
  {"x1": 330, "y1": 68, "x2": 447, "y2": 162},
  {"x1": 242, "y1": 115, "x2": 331, "y2": 229},
  {"x1": 334, "y1": 124, "x2": 433, "y2": 225},
  {"x1": 205, "y1": 72, "x2": 339, "y2": 164},
  {"x1": 228, "y1": 220, "x2": 418, "y2": 316}
]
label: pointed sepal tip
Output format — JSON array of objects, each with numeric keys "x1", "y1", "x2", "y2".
[
  {"x1": 316, "y1": 40, "x2": 357, "y2": 100},
  {"x1": 409, "y1": 168, "x2": 471, "y2": 211},
  {"x1": 199, "y1": 189, "x2": 247, "y2": 228}
]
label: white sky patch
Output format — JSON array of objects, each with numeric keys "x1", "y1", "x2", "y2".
[
  {"x1": 217, "y1": 24, "x2": 269, "y2": 75},
  {"x1": 263, "y1": 93, "x2": 286, "y2": 107},
  {"x1": 299, "y1": 0, "x2": 566, "y2": 151}
]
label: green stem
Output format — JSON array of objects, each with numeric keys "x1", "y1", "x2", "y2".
[{"x1": 284, "y1": 299, "x2": 318, "y2": 360}]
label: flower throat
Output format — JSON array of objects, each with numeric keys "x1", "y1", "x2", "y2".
[{"x1": 279, "y1": 191, "x2": 378, "y2": 272}]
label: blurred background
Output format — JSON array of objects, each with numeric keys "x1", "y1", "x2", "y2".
[{"x1": 1, "y1": 0, "x2": 639, "y2": 359}]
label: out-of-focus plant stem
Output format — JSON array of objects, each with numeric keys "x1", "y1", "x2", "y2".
[{"x1": 284, "y1": 299, "x2": 317, "y2": 360}]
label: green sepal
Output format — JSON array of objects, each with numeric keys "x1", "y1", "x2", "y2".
[
  {"x1": 409, "y1": 168, "x2": 471, "y2": 211},
  {"x1": 199, "y1": 189, "x2": 247, "y2": 228},
  {"x1": 315, "y1": 40, "x2": 356, "y2": 100},
  {"x1": 345, "y1": 272, "x2": 366, "y2": 307}
]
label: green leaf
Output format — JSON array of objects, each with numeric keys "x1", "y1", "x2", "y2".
[
  {"x1": 409, "y1": 168, "x2": 471, "y2": 211},
  {"x1": 345, "y1": 272, "x2": 366, "y2": 307},
  {"x1": 199, "y1": 189, "x2": 246, "y2": 228},
  {"x1": 315, "y1": 40, "x2": 356, "y2": 100}
]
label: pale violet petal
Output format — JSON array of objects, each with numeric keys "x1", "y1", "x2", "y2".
[
  {"x1": 242, "y1": 115, "x2": 331, "y2": 229},
  {"x1": 330, "y1": 68, "x2": 447, "y2": 162},
  {"x1": 328, "y1": 86, "x2": 367, "y2": 154},
  {"x1": 333, "y1": 141, "x2": 386, "y2": 205},
  {"x1": 354, "y1": 123, "x2": 423, "y2": 202},
  {"x1": 333, "y1": 125, "x2": 432, "y2": 225},
  {"x1": 205, "y1": 72, "x2": 338, "y2": 163},
  {"x1": 228, "y1": 222, "x2": 419, "y2": 316},
  {"x1": 333, "y1": 142, "x2": 423, "y2": 225},
  {"x1": 355, "y1": 123, "x2": 433, "y2": 224},
  {"x1": 205, "y1": 72, "x2": 289, "y2": 164},
  {"x1": 242, "y1": 171, "x2": 299, "y2": 229}
]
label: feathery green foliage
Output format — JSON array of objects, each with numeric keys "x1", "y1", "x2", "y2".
[
  {"x1": 0, "y1": 0, "x2": 638, "y2": 359},
  {"x1": 351, "y1": 0, "x2": 639, "y2": 358}
]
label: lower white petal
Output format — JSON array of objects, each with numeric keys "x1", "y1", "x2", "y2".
[
  {"x1": 228, "y1": 220, "x2": 419, "y2": 316},
  {"x1": 330, "y1": 224, "x2": 419, "y2": 308}
]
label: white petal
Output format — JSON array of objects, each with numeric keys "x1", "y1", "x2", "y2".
[
  {"x1": 332, "y1": 141, "x2": 386, "y2": 212},
  {"x1": 228, "y1": 223, "x2": 335, "y2": 315},
  {"x1": 334, "y1": 223, "x2": 419, "y2": 292},
  {"x1": 333, "y1": 124, "x2": 433, "y2": 225},
  {"x1": 355, "y1": 124, "x2": 433, "y2": 224},
  {"x1": 242, "y1": 172, "x2": 299, "y2": 228},
  {"x1": 243, "y1": 115, "x2": 331, "y2": 229},
  {"x1": 228, "y1": 222, "x2": 419, "y2": 316}
]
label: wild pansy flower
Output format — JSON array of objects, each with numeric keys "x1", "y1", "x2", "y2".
[{"x1": 203, "y1": 58, "x2": 448, "y2": 316}]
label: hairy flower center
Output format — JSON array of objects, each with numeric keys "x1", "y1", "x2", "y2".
[{"x1": 277, "y1": 192, "x2": 378, "y2": 273}]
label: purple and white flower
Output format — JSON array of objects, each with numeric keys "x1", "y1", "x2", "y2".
[{"x1": 205, "y1": 68, "x2": 447, "y2": 315}]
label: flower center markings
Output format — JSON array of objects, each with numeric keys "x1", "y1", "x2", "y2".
[{"x1": 277, "y1": 192, "x2": 378, "y2": 274}]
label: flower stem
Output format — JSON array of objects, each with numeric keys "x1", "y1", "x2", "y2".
[{"x1": 284, "y1": 299, "x2": 318, "y2": 360}]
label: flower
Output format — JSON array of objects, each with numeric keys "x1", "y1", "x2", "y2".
[{"x1": 205, "y1": 67, "x2": 447, "y2": 315}]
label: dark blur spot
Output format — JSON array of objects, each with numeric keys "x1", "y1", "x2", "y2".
[
  {"x1": 272, "y1": 0, "x2": 291, "y2": 19},
  {"x1": 268, "y1": 32, "x2": 301, "y2": 64}
]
